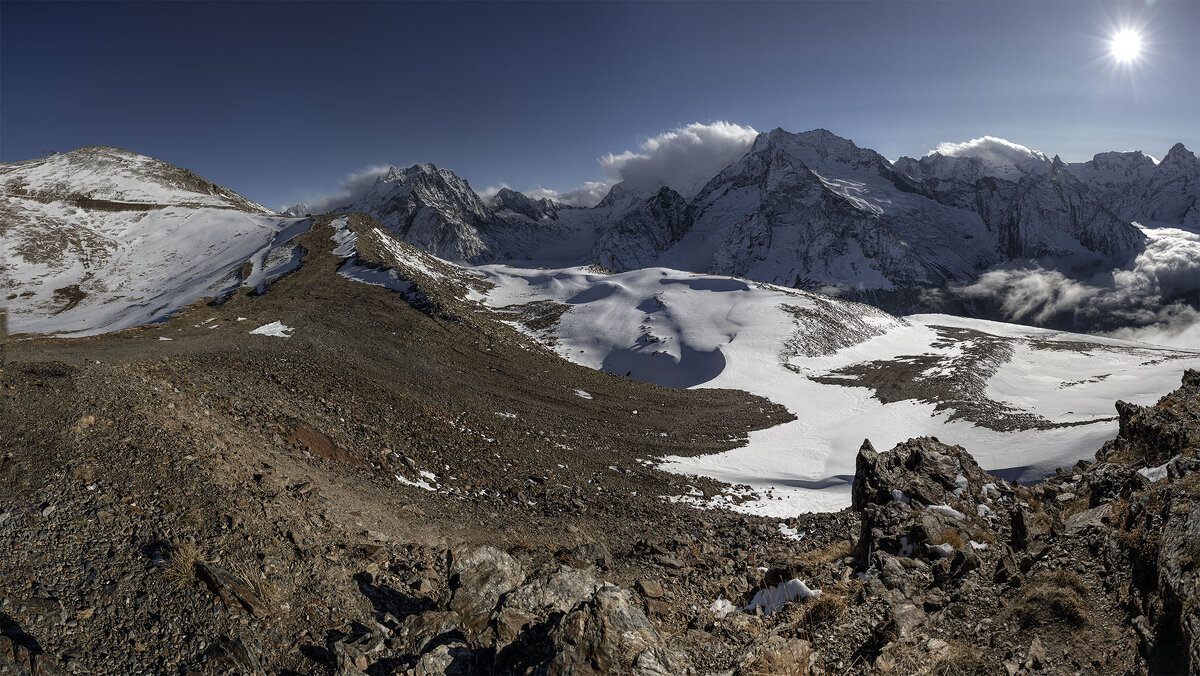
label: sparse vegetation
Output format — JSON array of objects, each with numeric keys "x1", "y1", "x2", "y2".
[
  {"x1": 1015, "y1": 570, "x2": 1089, "y2": 628},
  {"x1": 163, "y1": 541, "x2": 205, "y2": 588}
]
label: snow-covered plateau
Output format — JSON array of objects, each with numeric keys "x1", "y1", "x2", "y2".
[{"x1": 471, "y1": 263, "x2": 1200, "y2": 514}]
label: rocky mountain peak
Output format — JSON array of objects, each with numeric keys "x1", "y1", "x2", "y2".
[
  {"x1": 490, "y1": 187, "x2": 561, "y2": 221},
  {"x1": 1161, "y1": 142, "x2": 1197, "y2": 168}
]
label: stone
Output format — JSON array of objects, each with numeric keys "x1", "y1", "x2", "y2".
[
  {"x1": 1025, "y1": 636, "x2": 1047, "y2": 670},
  {"x1": 546, "y1": 586, "x2": 687, "y2": 675},
  {"x1": 1065, "y1": 503, "x2": 1112, "y2": 534},
  {"x1": 204, "y1": 637, "x2": 264, "y2": 675},
  {"x1": 447, "y1": 545, "x2": 524, "y2": 633},
  {"x1": 195, "y1": 563, "x2": 267, "y2": 617},
  {"x1": 637, "y1": 579, "x2": 665, "y2": 598},
  {"x1": 493, "y1": 567, "x2": 599, "y2": 643}
]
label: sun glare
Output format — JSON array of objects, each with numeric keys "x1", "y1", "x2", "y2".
[{"x1": 1110, "y1": 28, "x2": 1143, "y2": 63}]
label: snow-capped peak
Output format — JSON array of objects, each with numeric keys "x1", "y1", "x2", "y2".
[{"x1": 0, "y1": 145, "x2": 274, "y2": 213}]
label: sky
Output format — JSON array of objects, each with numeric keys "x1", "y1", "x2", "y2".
[{"x1": 2, "y1": 1, "x2": 1198, "y2": 210}]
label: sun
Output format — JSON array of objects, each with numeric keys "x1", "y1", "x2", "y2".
[{"x1": 1110, "y1": 28, "x2": 1143, "y2": 63}]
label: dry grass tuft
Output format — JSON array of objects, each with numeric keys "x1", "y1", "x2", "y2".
[
  {"x1": 1015, "y1": 570, "x2": 1089, "y2": 628},
  {"x1": 930, "y1": 641, "x2": 986, "y2": 675},
  {"x1": 163, "y1": 541, "x2": 205, "y2": 588},
  {"x1": 230, "y1": 560, "x2": 277, "y2": 606},
  {"x1": 804, "y1": 593, "x2": 847, "y2": 626},
  {"x1": 932, "y1": 530, "x2": 965, "y2": 549},
  {"x1": 809, "y1": 540, "x2": 853, "y2": 566}
]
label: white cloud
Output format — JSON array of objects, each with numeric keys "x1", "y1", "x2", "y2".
[
  {"x1": 1105, "y1": 304, "x2": 1200, "y2": 350},
  {"x1": 949, "y1": 226, "x2": 1200, "y2": 347},
  {"x1": 598, "y1": 121, "x2": 759, "y2": 197},
  {"x1": 283, "y1": 164, "x2": 391, "y2": 214},
  {"x1": 520, "y1": 121, "x2": 760, "y2": 207},
  {"x1": 476, "y1": 183, "x2": 509, "y2": 203},
  {"x1": 929, "y1": 136, "x2": 1049, "y2": 175},
  {"x1": 523, "y1": 182, "x2": 613, "y2": 207}
]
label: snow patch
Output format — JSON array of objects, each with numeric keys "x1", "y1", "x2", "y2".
[
  {"x1": 249, "y1": 321, "x2": 293, "y2": 338},
  {"x1": 743, "y1": 579, "x2": 821, "y2": 616}
]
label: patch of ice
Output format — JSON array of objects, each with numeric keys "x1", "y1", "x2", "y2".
[
  {"x1": 573, "y1": 389, "x2": 593, "y2": 400},
  {"x1": 927, "y1": 543, "x2": 955, "y2": 558},
  {"x1": 249, "y1": 321, "x2": 293, "y2": 338},
  {"x1": 158, "y1": 337, "x2": 173, "y2": 341},
  {"x1": 928, "y1": 504, "x2": 966, "y2": 520},
  {"x1": 710, "y1": 598, "x2": 738, "y2": 619},
  {"x1": 1138, "y1": 461, "x2": 1171, "y2": 483},
  {"x1": 743, "y1": 579, "x2": 821, "y2": 616},
  {"x1": 395, "y1": 473, "x2": 436, "y2": 491},
  {"x1": 778, "y1": 523, "x2": 805, "y2": 541}
]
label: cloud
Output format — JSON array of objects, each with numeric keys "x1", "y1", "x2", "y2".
[
  {"x1": 283, "y1": 164, "x2": 391, "y2": 214},
  {"x1": 475, "y1": 183, "x2": 509, "y2": 203},
  {"x1": 948, "y1": 226, "x2": 1200, "y2": 347},
  {"x1": 520, "y1": 121, "x2": 759, "y2": 207},
  {"x1": 522, "y1": 182, "x2": 613, "y2": 207},
  {"x1": 1105, "y1": 304, "x2": 1200, "y2": 350},
  {"x1": 598, "y1": 121, "x2": 759, "y2": 197},
  {"x1": 929, "y1": 136, "x2": 1049, "y2": 173}
]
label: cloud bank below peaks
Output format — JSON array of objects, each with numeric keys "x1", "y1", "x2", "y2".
[
  {"x1": 947, "y1": 225, "x2": 1200, "y2": 350},
  {"x1": 527, "y1": 121, "x2": 759, "y2": 207}
]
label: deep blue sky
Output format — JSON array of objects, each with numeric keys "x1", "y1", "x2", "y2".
[{"x1": 3, "y1": 1, "x2": 1198, "y2": 209}]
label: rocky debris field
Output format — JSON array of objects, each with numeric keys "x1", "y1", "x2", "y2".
[{"x1": 2, "y1": 215, "x2": 1198, "y2": 675}]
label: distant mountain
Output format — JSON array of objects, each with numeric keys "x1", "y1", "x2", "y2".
[
  {"x1": 318, "y1": 129, "x2": 1157, "y2": 301},
  {"x1": 1066, "y1": 143, "x2": 1200, "y2": 227}
]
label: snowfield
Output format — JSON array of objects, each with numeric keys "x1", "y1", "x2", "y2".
[
  {"x1": 471, "y1": 264, "x2": 1200, "y2": 515},
  {"x1": 2, "y1": 201, "x2": 309, "y2": 335}
]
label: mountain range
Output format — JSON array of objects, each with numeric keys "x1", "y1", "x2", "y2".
[
  {"x1": 286, "y1": 129, "x2": 1197, "y2": 318},
  {"x1": 4, "y1": 129, "x2": 1197, "y2": 339}
]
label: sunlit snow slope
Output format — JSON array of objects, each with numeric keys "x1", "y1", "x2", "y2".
[
  {"x1": 1, "y1": 147, "x2": 309, "y2": 335},
  {"x1": 472, "y1": 264, "x2": 1200, "y2": 514}
]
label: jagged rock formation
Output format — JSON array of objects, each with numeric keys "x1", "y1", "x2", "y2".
[
  {"x1": 489, "y1": 187, "x2": 564, "y2": 222},
  {"x1": 589, "y1": 186, "x2": 691, "y2": 271},
  {"x1": 315, "y1": 129, "x2": 1174, "y2": 308},
  {"x1": 1067, "y1": 143, "x2": 1200, "y2": 227},
  {"x1": 846, "y1": 370, "x2": 1200, "y2": 674},
  {"x1": 324, "y1": 164, "x2": 496, "y2": 263}
]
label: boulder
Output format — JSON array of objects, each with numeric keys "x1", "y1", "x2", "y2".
[
  {"x1": 545, "y1": 585, "x2": 690, "y2": 675},
  {"x1": 494, "y1": 567, "x2": 600, "y2": 644},
  {"x1": 447, "y1": 545, "x2": 525, "y2": 633}
]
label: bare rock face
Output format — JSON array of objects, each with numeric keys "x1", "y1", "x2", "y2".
[
  {"x1": 1098, "y1": 370, "x2": 1200, "y2": 673},
  {"x1": 447, "y1": 545, "x2": 526, "y2": 634},
  {"x1": 1098, "y1": 369, "x2": 1200, "y2": 467},
  {"x1": 545, "y1": 586, "x2": 691, "y2": 676},
  {"x1": 494, "y1": 567, "x2": 601, "y2": 645},
  {"x1": 851, "y1": 436, "x2": 996, "y2": 512}
]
